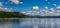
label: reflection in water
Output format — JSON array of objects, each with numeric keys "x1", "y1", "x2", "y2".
[
  {"x1": 0, "y1": 18, "x2": 60, "y2": 28},
  {"x1": 20, "y1": 18, "x2": 60, "y2": 28}
]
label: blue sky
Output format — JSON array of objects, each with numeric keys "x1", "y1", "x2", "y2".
[{"x1": 0, "y1": 0, "x2": 60, "y2": 12}]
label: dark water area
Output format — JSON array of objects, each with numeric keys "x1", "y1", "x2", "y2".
[{"x1": 0, "y1": 18, "x2": 60, "y2": 28}]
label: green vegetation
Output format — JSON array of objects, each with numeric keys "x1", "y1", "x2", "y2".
[
  {"x1": 0, "y1": 12, "x2": 19, "y2": 18},
  {"x1": 0, "y1": 11, "x2": 37, "y2": 18}
]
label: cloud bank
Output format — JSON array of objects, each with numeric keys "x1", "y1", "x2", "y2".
[
  {"x1": 0, "y1": 2, "x2": 13, "y2": 12},
  {"x1": 21, "y1": 5, "x2": 60, "y2": 16},
  {"x1": 0, "y1": 7, "x2": 13, "y2": 12}
]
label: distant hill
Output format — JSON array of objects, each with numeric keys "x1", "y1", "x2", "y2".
[{"x1": 0, "y1": 11, "x2": 37, "y2": 18}]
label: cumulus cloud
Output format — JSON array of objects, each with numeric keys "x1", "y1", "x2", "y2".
[
  {"x1": 49, "y1": 8, "x2": 54, "y2": 12},
  {"x1": 8, "y1": 0, "x2": 23, "y2": 4},
  {"x1": 45, "y1": 6, "x2": 48, "y2": 9},
  {"x1": 32, "y1": 6, "x2": 39, "y2": 10},
  {"x1": 21, "y1": 7, "x2": 60, "y2": 16},
  {"x1": 9, "y1": 0, "x2": 20, "y2": 4},
  {"x1": 0, "y1": 7, "x2": 13, "y2": 12}
]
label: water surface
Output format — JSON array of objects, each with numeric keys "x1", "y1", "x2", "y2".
[{"x1": 0, "y1": 18, "x2": 60, "y2": 28}]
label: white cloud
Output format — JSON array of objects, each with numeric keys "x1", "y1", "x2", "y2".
[
  {"x1": 53, "y1": 4, "x2": 57, "y2": 6},
  {"x1": 32, "y1": 6, "x2": 39, "y2": 10},
  {"x1": 9, "y1": 0, "x2": 23, "y2": 4},
  {"x1": 0, "y1": 2, "x2": 3, "y2": 7},
  {"x1": 21, "y1": 12, "x2": 26, "y2": 14},
  {"x1": 21, "y1": 11, "x2": 40, "y2": 16},
  {"x1": 21, "y1": 7, "x2": 60, "y2": 16},
  {"x1": 42, "y1": 9, "x2": 46, "y2": 12},
  {"x1": 56, "y1": 10, "x2": 60, "y2": 12},
  {"x1": 4, "y1": 8, "x2": 13, "y2": 12},
  {"x1": 49, "y1": 8, "x2": 54, "y2": 12},
  {"x1": 45, "y1": 6, "x2": 48, "y2": 9},
  {"x1": 0, "y1": 7, "x2": 13, "y2": 12},
  {"x1": 49, "y1": 11, "x2": 54, "y2": 14},
  {"x1": 57, "y1": 5, "x2": 60, "y2": 9},
  {"x1": 9, "y1": 0, "x2": 20, "y2": 4},
  {"x1": 20, "y1": 2, "x2": 23, "y2": 4}
]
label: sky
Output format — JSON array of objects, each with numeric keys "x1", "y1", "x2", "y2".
[
  {"x1": 0, "y1": 0, "x2": 60, "y2": 12},
  {"x1": 0, "y1": 0, "x2": 60, "y2": 16}
]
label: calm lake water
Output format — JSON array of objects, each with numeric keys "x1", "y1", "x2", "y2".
[{"x1": 0, "y1": 18, "x2": 60, "y2": 28}]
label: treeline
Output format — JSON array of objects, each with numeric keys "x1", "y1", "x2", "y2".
[
  {"x1": 38, "y1": 16, "x2": 60, "y2": 18},
  {"x1": 0, "y1": 11, "x2": 24, "y2": 18},
  {"x1": 0, "y1": 11, "x2": 36, "y2": 18}
]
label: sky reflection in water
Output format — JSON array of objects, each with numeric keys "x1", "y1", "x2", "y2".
[{"x1": 0, "y1": 18, "x2": 60, "y2": 28}]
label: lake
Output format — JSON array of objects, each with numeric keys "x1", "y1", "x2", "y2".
[{"x1": 0, "y1": 18, "x2": 60, "y2": 28}]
